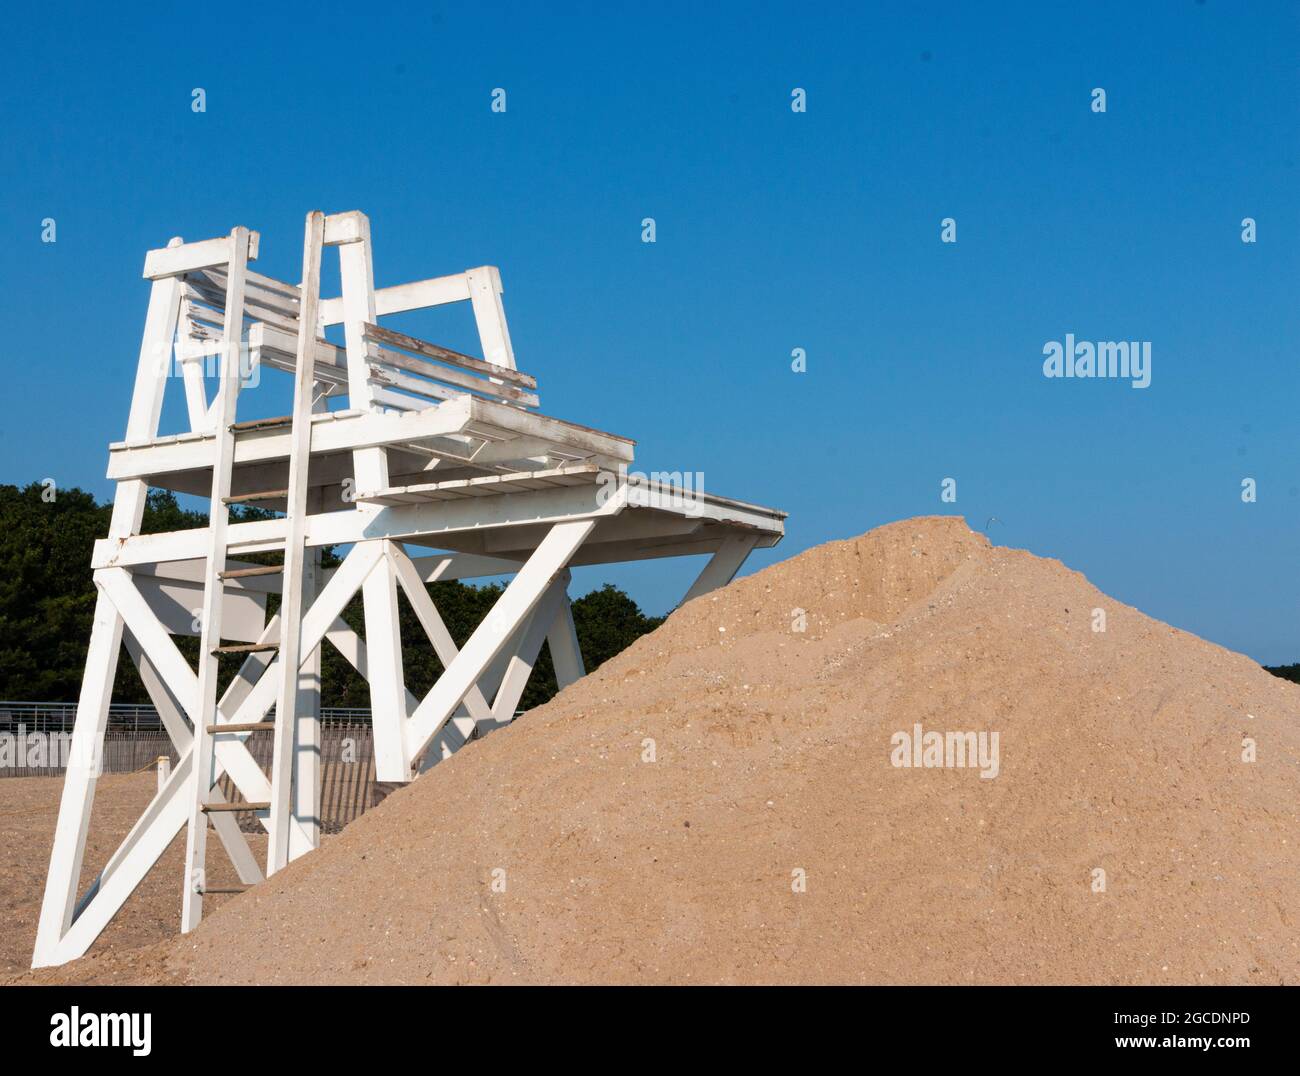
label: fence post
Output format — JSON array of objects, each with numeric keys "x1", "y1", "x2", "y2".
[{"x1": 156, "y1": 754, "x2": 171, "y2": 794}]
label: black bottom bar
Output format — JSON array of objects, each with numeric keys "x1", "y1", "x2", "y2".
[{"x1": 5, "y1": 984, "x2": 1293, "y2": 1062}]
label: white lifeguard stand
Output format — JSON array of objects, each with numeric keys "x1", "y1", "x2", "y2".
[{"x1": 32, "y1": 211, "x2": 785, "y2": 968}]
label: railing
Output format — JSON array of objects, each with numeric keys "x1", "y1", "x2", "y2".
[
  {"x1": 0, "y1": 701, "x2": 374, "y2": 734},
  {"x1": 0, "y1": 701, "x2": 166, "y2": 733}
]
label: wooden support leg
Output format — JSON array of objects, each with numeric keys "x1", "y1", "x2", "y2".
[
  {"x1": 362, "y1": 545, "x2": 409, "y2": 782},
  {"x1": 290, "y1": 547, "x2": 323, "y2": 860},
  {"x1": 289, "y1": 408, "x2": 331, "y2": 858},
  {"x1": 547, "y1": 589, "x2": 586, "y2": 690},
  {"x1": 268, "y1": 210, "x2": 325, "y2": 875},
  {"x1": 328, "y1": 215, "x2": 423, "y2": 781},
  {"x1": 32, "y1": 588, "x2": 123, "y2": 967}
]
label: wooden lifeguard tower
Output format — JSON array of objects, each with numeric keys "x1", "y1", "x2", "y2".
[{"x1": 32, "y1": 211, "x2": 785, "y2": 968}]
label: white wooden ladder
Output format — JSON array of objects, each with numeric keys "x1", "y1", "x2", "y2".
[{"x1": 180, "y1": 215, "x2": 325, "y2": 928}]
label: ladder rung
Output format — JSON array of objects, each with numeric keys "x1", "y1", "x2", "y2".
[
  {"x1": 218, "y1": 564, "x2": 284, "y2": 579},
  {"x1": 223, "y1": 489, "x2": 288, "y2": 505},
  {"x1": 201, "y1": 802, "x2": 270, "y2": 813},
  {"x1": 197, "y1": 886, "x2": 250, "y2": 895},
  {"x1": 212, "y1": 642, "x2": 279, "y2": 655},
  {"x1": 230, "y1": 415, "x2": 293, "y2": 432},
  {"x1": 206, "y1": 721, "x2": 275, "y2": 733}
]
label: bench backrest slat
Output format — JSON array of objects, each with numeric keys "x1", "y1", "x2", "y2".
[{"x1": 363, "y1": 323, "x2": 536, "y2": 388}]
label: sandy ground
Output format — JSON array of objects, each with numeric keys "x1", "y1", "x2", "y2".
[
  {"x1": 1, "y1": 772, "x2": 258, "y2": 980},
  {"x1": 10, "y1": 517, "x2": 1300, "y2": 985}
]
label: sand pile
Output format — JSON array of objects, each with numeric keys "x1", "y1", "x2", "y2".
[{"x1": 46, "y1": 516, "x2": 1300, "y2": 983}]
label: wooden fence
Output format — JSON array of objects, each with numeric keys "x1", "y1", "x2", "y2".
[{"x1": 0, "y1": 714, "x2": 380, "y2": 834}]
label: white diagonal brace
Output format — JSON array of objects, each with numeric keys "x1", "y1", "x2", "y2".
[
  {"x1": 123, "y1": 634, "x2": 262, "y2": 884},
  {"x1": 679, "y1": 534, "x2": 759, "y2": 605},
  {"x1": 223, "y1": 541, "x2": 385, "y2": 730},
  {"x1": 123, "y1": 632, "x2": 191, "y2": 748},
  {"x1": 219, "y1": 615, "x2": 279, "y2": 718},
  {"x1": 53, "y1": 738, "x2": 265, "y2": 965},
  {"x1": 99, "y1": 569, "x2": 197, "y2": 715},
  {"x1": 415, "y1": 608, "x2": 531, "y2": 773},
  {"x1": 54, "y1": 751, "x2": 194, "y2": 964},
  {"x1": 490, "y1": 577, "x2": 568, "y2": 724},
  {"x1": 390, "y1": 544, "x2": 482, "y2": 766},
  {"x1": 406, "y1": 519, "x2": 595, "y2": 763},
  {"x1": 325, "y1": 616, "x2": 420, "y2": 714},
  {"x1": 389, "y1": 543, "x2": 493, "y2": 732}
]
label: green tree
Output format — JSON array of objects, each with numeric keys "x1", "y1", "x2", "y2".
[
  {"x1": 1264, "y1": 664, "x2": 1300, "y2": 686},
  {"x1": 0, "y1": 482, "x2": 112, "y2": 699}
]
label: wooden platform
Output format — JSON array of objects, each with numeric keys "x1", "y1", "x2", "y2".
[{"x1": 100, "y1": 391, "x2": 784, "y2": 567}]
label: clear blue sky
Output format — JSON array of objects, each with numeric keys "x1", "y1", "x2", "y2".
[{"x1": 1, "y1": 2, "x2": 1296, "y2": 663}]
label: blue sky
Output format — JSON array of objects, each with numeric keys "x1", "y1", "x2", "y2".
[{"x1": 1, "y1": 1, "x2": 1296, "y2": 662}]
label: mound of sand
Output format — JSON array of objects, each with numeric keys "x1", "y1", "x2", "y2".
[{"x1": 38, "y1": 516, "x2": 1300, "y2": 984}]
